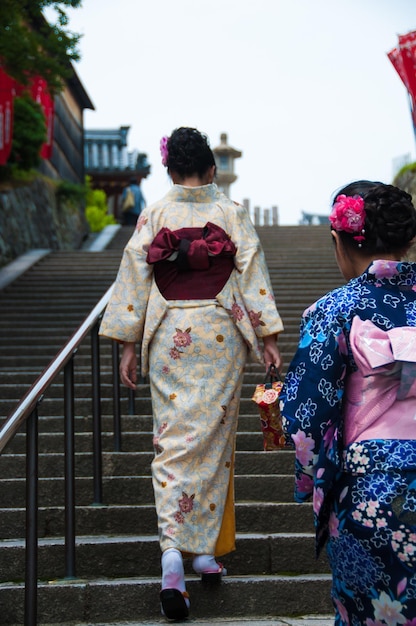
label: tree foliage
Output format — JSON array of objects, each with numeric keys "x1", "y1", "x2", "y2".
[
  {"x1": 0, "y1": 0, "x2": 82, "y2": 94},
  {"x1": 8, "y1": 94, "x2": 47, "y2": 170}
]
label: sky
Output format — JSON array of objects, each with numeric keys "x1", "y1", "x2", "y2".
[{"x1": 60, "y1": 0, "x2": 416, "y2": 225}]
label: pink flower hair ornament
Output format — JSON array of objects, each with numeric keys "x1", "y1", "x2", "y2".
[
  {"x1": 160, "y1": 136, "x2": 169, "y2": 166},
  {"x1": 329, "y1": 194, "x2": 366, "y2": 246}
]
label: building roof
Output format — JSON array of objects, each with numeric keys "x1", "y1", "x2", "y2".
[{"x1": 67, "y1": 65, "x2": 95, "y2": 111}]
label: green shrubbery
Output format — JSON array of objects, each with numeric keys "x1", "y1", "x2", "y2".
[
  {"x1": 56, "y1": 177, "x2": 117, "y2": 232},
  {"x1": 56, "y1": 180, "x2": 86, "y2": 205},
  {"x1": 394, "y1": 161, "x2": 416, "y2": 184},
  {"x1": 85, "y1": 176, "x2": 116, "y2": 232}
]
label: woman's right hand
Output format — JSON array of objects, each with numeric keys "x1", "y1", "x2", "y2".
[
  {"x1": 262, "y1": 334, "x2": 283, "y2": 373},
  {"x1": 119, "y1": 342, "x2": 138, "y2": 390}
]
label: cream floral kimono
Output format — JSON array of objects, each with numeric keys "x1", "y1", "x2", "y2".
[{"x1": 100, "y1": 183, "x2": 283, "y2": 557}]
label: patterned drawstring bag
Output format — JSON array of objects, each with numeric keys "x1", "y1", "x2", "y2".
[{"x1": 251, "y1": 365, "x2": 293, "y2": 451}]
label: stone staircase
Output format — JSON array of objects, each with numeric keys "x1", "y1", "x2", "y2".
[{"x1": 0, "y1": 225, "x2": 343, "y2": 624}]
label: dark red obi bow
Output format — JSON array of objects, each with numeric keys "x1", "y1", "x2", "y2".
[{"x1": 146, "y1": 222, "x2": 236, "y2": 270}]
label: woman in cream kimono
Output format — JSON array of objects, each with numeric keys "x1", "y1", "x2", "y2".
[{"x1": 99, "y1": 127, "x2": 283, "y2": 620}]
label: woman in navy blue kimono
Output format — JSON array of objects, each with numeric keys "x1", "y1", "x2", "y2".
[{"x1": 281, "y1": 180, "x2": 416, "y2": 625}]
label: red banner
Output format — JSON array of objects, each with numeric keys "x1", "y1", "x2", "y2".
[
  {"x1": 388, "y1": 31, "x2": 416, "y2": 130},
  {"x1": 387, "y1": 46, "x2": 409, "y2": 90},
  {"x1": 0, "y1": 71, "x2": 54, "y2": 165},
  {"x1": 31, "y1": 76, "x2": 54, "y2": 159},
  {"x1": 0, "y1": 67, "x2": 16, "y2": 166}
]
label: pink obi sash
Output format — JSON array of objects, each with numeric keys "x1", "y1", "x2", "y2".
[
  {"x1": 146, "y1": 222, "x2": 236, "y2": 300},
  {"x1": 343, "y1": 317, "x2": 416, "y2": 444}
]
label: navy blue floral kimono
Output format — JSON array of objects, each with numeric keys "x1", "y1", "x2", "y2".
[{"x1": 281, "y1": 260, "x2": 416, "y2": 625}]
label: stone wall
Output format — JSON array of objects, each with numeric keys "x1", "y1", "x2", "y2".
[{"x1": 0, "y1": 177, "x2": 89, "y2": 269}]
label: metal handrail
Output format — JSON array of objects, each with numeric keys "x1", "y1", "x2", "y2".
[
  {"x1": 0, "y1": 281, "x2": 134, "y2": 626},
  {"x1": 0, "y1": 284, "x2": 114, "y2": 453}
]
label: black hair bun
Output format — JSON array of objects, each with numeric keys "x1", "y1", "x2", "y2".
[{"x1": 363, "y1": 184, "x2": 416, "y2": 253}]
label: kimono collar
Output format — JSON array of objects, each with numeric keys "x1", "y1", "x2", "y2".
[
  {"x1": 358, "y1": 260, "x2": 416, "y2": 288},
  {"x1": 165, "y1": 183, "x2": 219, "y2": 204}
]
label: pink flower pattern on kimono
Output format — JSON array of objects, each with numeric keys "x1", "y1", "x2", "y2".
[
  {"x1": 174, "y1": 511, "x2": 185, "y2": 524},
  {"x1": 313, "y1": 486, "x2": 324, "y2": 515},
  {"x1": 169, "y1": 328, "x2": 193, "y2": 360},
  {"x1": 333, "y1": 597, "x2": 349, "y2": 624},
  {"x1": 169, "y1": 347, "x2": 182, "y2": 360},
  {"x1": 295, "y1": 472, "x2": 313, "y2": 494},
  {"x1": 323, "y1": 421, "x2": 337, "y2": 453},
  {"x1": 291, "y1": 430, "x2": 315, "y2": 466},
  {"x1": 248, "y1": 309, "x2": 266, "y2": 328},
  {"x1": 136, "y1": 214, "x2": 148, "y2": 233},
  {"x1": 230, "y1": 301, "x2": 244, "y2": 322},
  {"x1": 178, "y1": 492, "x2": 195, "y2": 514},
  {"x1": 173, "y1": 327, "x2": 192, "y2": 347},
  {"x1": 372, "y1": 591, "x2": 406, "y2": 624},
  {"x1": 369, "y1": 260, "x2": 400, "y2": 280},
  {"x1": 328, "y1": 511, "x2": 340, "y2": 538},
  {"x1": 153, "y1": 436, "x2": 162, "y2": 454}
]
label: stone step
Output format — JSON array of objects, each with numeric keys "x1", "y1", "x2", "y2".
[
  {"x1": 0, "y1": 574, "x2": 333, "y2": 625},
  {"x1": 0, "y1": 351, "x2": 297, "y2": 372},
  {"x1": 0, "y1": 370, "x2": 272, "y2": 394},
  {"x1": 0, "y1": 501, "x2": 312, "y2": 541},
  {"x1": 0, "y1": 532, "x2": 329, "y2": 582},
  {"x1": 0, "y1": 474, "x2": 295, "y2": 507},
  {"x1": 0, "y1": 450, "x2": 294, "y2": 478},
  {"x1": 0, "y1": 396, "x2": 279, "y2": 421},
  {"x1": 2, "y1": 430, "x2": 273, "y2": 454},
  {"x1": 0, "y1": 412, "x2": 281, "y2": 435}
]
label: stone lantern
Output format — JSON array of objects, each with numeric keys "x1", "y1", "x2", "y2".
[{"x1": 213, "y1": 133, "x2": 242, "y2": 197}]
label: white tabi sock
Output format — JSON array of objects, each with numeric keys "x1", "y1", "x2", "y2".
[
  {"x1": 161, "y1": 548, "x2": 186, "y2": 593},
  {"x1": 193, "y1": 554, "x2": 224, "y2": 574}
]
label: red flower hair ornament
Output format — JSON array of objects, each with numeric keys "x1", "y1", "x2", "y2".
[
  {"x1": 329, "y1": 194, "x2": 366, "y2": 246},
  {"x1": 160, "y1": 136, "x2": 169, "y2": 166}
]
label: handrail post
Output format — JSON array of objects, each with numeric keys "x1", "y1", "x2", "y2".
[
  {"x1": 111, "y1": 341, "x2": 122, "y2": 451},
  {"x1": 64, "y1": 356, "x2": 76, "y2": 579},
  {"x1": 24, "y1": 406, "x2": 38, "y2": 626},
  {"x1": 91, "y1": 321, "x2": 103, "y2": 504}
]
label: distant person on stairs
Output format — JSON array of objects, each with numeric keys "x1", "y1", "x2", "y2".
[
  {"x1": 280, "y1": 180, "x2": 416, "y2": 624},
  {"x1": 121, "y1": 177, "x2": 145, "y2": 226},
  {"x1": 99, "y1": 127, "x2": 284, "y2": 621}
]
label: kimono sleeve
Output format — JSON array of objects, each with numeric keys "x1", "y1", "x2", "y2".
[
  {"x1": 99, "y1": 212, "x2": 153, "y2": 343},
  {"x1": 231, "y1": 203, "x2": 283, "y2": 337},
  {"x1": 280, "y1": 299, "x2": 347, "y2": 503}
]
